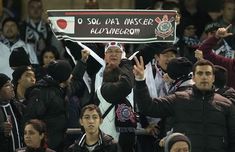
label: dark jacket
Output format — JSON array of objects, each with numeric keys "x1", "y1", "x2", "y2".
[
  {"x1": 134, "y1": 80, "x2": 235, "y2": 152},
  {"x1": 0, "y1": 100, "x2": 23, "y2": 152},
  {"x1": 67, "y1": 131, "x2": 121, "y2": 152},
  {"x1": 198, "y1": 36, "x2": 235, "y2": 89},
  {"x1": 16, "y1": 147, "x2": 55, "y2": 152},
  {"x1": 24, "y1": 77, "x2": 68, "y2": 151},
  {"x1": 216, "y1": 86, "x2": 235, "y2": 104}
]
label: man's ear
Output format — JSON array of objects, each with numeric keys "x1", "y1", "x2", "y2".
[
  {"x1": 40, "y1": 133, "x2": 45, "y2": 141},
  {"x1": 79, "y1": 118, "x2": 83, "y2": 126},
  {"x1": 100, "y1": 118, "x2": 103, "y2": 124}
]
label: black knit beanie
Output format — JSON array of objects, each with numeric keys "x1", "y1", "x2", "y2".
[
  {"x1": 46, "y1": 60, "x2": 72, "y2": 83},
  {"x1": 0, "y1": 73, "x2": 11, "y2": 89},
  {"x1": 12, "y1": 66, "x2": 34, "y2": 87},
  {"x1": 167, "y1": 57, "x2": 192, "y2": 80},
  {"x1": 9, "y1": 47, "x2": 31, "y2": 67}
]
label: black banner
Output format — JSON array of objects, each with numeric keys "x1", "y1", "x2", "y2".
[{"x1": 47, "y1": 10, "x2": 177, "y2": 43}]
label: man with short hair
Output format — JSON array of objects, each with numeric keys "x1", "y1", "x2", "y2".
[
  {"x1": 0, "y1": 17, "x2": 38, "y2": 78},
  {"x1": 67, "y1": 104, "x2": 121, "y2": 152},
  {"x1": 12, "y1": 66, "x2": 36, "y2": 102},
  {"x1": 133, "y1": 57, "x2": 235, "y2": 152}
]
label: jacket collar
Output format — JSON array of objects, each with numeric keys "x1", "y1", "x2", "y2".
[{"x1": 192, "y1": 85, "x2": 215, "y2": 98}]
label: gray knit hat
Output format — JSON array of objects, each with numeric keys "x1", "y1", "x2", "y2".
[{"x1": 164, "y1": 132, "x2": 191, "y2": 152}]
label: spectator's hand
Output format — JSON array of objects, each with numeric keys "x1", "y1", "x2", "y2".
[
  {"x1": 163, "y1": 73, "x2": 174, "y2": 84},
  {"x1": 81, "y1": 49, "x2": 90, "y2": 63},
  {"x1": 133, "y1": 56, "x2": 145, "y2": 80},
  {"x1": 2, "y1": 122, "x2": 12, "y2": 137},
  {"x1": 215, "y1": 24, "x2": 233, "y2": 38},
  {"x1": 175, "y1": 12, "x2": 181, "y2": 25},
  {"x1": 214, "y1": 98, "x2": 232, "y2": 107},
  {"x1": 145, "y1": 123, "x2": 160, "y2": 137},
  {"x1": 195, "y1": 49, "x2": 203, "y2": 60},
  {"x1": 105, "y1": 61, "x2": 119, "y2": 73}
]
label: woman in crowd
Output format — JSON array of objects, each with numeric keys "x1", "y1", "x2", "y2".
[{"x1": 16, "y1": 119, "x2": 55, "y2": 152}]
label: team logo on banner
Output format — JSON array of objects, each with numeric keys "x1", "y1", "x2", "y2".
[
  {"x1": 155, "y1": 15, "x2": 174, "y2": 39},
  {"x1": 49, "y1": 16, "x2": 75, "y2": 34}
]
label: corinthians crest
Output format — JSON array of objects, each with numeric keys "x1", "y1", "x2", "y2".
[
  {"x1": 116, "y1": 104, "x2": 135, "y2": 123},
  {"x1": 155, "y1": 15, "x2": 175, "y2": 39}
]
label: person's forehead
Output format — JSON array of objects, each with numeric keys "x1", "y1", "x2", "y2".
[
  {"x1": 172, "y1": 141, "x2": 189, "y2": 148},
  {"x1": 160, "y1": 51, "x2": 176, "y2": 55},
  {"x1": 195, "y1": 65, "x2": 213, "y2": 71},
  {"x1": 24, "y1": 70, "x2": 35, "y2": 75},
  {"x1": 106, "y1": 47, "x2": 122, "y2": 52},
  {"x1": 4, "y1": 21, "x2": 17, "y2": 27},
  {"x1": 29, "y1": 1, "x2": 42, "y2": 6},
  {"x1": 83, "y1": 109, "x2": 99, "y2": 115}
]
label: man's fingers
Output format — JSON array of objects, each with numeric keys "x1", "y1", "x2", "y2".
[
  {"x1": 134, "y1": 56, "x2": 140, "y2": 67},
  {"x1": 225, "y1": 24, "x2": 232, "y2": 30},
  {"x1": 140, "y1": 56, "x2": 144, "y2": 67}
]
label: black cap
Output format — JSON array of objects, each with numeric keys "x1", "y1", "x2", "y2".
[
  {"x1": 46, "y1": 60, "x2": 72, "y2": 83},
  {"x1": 167, "y1": 57, "x2": 192, "y2": 80},
  {"x1": 12, "y1": 66, "x2": 34, "y2": 86},
  {"x1": 0, "y1": 73, "x2": 11, "y2": 89},
  {"x1": 9, "y1": 47, "x2": 31, "y2": 68},
  {"x1": 155, "y1": 43, "x2": 178, "y2": 55}
]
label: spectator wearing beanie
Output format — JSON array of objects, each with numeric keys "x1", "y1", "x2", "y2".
[
  {"x1": 12, "y1": 66, "x2": 36, "y2": 101},
  {"x1": 167, "y1": 57, "x2": 194, "y2": 94},
  {"x1": 9, "y1": 47, "x2": 31, "y2": 70},
  {"x1": 161, "y1": 57, "x2": 195, "y2": 136},
  {"x1": 23, "y1": 59, "x2": 86, "y2": 152},
  {"x1": 0, "y1": 73, "x2": 23, "y2": 152},
  {"x1": 160, "y1": 132, "x2": 191, "y2": 152},
  {"x1": 46, "y1": 60, "x2": 72, "y2": 84}
]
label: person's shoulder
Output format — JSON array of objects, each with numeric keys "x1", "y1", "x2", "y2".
[
  {"x1": 46, "y1": 148, "x2": 56, "y2": 152},
  {"x1": 214, "y1": 93, "x2": 232, "y2": 107},
  {"x1": 15, "y1": 147, "x2": 26, "y2": 152},
  {"x1": 174, "y1": 88, "x2": 192, "y2": 99},
  {"x1": 102, "y1": 133, "x2": 118, "y2": 145}
]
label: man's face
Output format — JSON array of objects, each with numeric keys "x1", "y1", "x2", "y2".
[
  {"x1": 28, "y1": 1, "x2": 43, "y2": 20},
  {"x1": 223, "y1": 2, "x2": 235, "y2": 22},
  {"x1": 104, "y1": 47, "x2": 122, "y2": 67},
  {"x1": 155, "y1": 51, "x2": 176, "y2": 71},
  {"x1": 3, "y1": 21, "x2": 19, "y2": 40},
  {"x1": 80, "y1": 109, "x2": 102, "y2": 135},
  {"x1": 0, "y1": 81, "x2": 15, "y2": 100},
  {"x1": 193, "y1": 65, "x2": 215, "y2": 91},
  {"x1": 18, "y1": 70, "x2": 36, "y2": 90}
]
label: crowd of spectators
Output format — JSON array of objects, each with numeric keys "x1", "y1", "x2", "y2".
[{"x1": 0, "y1": 0, "x2": 235, "y2": 152}]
